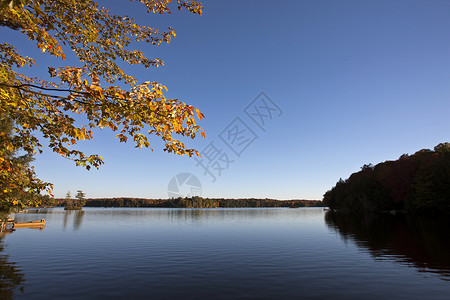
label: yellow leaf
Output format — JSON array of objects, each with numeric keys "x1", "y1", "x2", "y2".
[{"x1": 90, "y1": 85, "x2": 102, "y2": 92}]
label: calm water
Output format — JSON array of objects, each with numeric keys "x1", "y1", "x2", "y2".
[{"x1": 1, "y1": 208, "x2": 449, "y2": 299}]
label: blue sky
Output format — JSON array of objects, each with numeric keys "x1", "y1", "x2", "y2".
[{"x1": 3, "y1": 0, "x2": 450, "y2": 200}]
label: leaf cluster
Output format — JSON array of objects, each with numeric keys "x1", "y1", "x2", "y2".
[{"x1": 0, "y1": 0, "x2": 205, "y2": 209}]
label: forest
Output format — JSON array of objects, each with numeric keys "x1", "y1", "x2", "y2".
[
  {"x1": 323, "y1": 143, "x2": 450, "y2": 215},
  {"x1": 49, "y1": 197, "x2": 324, "y2": 209}
]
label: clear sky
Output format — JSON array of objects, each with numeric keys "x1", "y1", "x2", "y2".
[{"x1": 3, "y1": 0, "x2": 450, "y2": 200}]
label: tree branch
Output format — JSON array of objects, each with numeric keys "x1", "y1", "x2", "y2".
[
  {"x1": 0, "y1": 81, "x2": 169, "y2": 119},
  {"x1": 0, "y1": 81, "x2": 86, "y2": 95}
]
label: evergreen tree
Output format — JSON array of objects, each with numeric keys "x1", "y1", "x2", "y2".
[{"x1": 75, "y1": 190, "x2": 86, "y2": 207}]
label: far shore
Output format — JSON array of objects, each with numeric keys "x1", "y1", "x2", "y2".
[{"x1": 45, "y1": 197, "x2": 324, "y2": 209}]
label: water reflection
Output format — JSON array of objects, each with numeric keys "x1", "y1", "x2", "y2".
[
  {"x1": 63, "y1": 210, "x2": 85, "y2": 231},
  {"x1": 64, "y1": 207, "x2": 324, "y2": 226},
  {"x1": 165, "y1": 207, "x2": 323, "y2": 223},
  {"x1": 0, "y1": 234, "x2": 25, "y2": 299},
  {"x1": 325, "y1": 211, "x2": 450, "y2": 280}
]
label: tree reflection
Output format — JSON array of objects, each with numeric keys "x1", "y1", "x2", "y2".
[
  {"x1": 0, "y1": 234, "x2": 25, "y2": 299},
  {"x1": 325, "y1": 211, "x2": 450, "y2": 280},
  {"x1": 63, "y1": 210, "x2": 85, "y2": 231},
  {"x1": 73, "y1": 210, "x2": 85, "y2": 231}
]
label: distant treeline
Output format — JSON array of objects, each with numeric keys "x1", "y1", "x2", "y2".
[
  {"x1": 323, "y1": 143, "x2": 450, "y2": 215},
  {"x1": 52, "y1": 197, "x2": 324, "y2": 208}
]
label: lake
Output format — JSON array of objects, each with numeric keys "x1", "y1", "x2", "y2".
[{"x1": 1, "y1": 208, "x2": 449, "y2": 299}]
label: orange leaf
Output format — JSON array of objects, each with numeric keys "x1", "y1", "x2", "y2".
[{"x1": 196, "y1": 109, "x2": 204, "y2": 120}]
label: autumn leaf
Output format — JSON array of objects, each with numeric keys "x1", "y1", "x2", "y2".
[
  {"x1": 196, "y1": 108, "x2": 204, "y2": 120},
  {"x1": 48, "y1": 67, "x2": 57, "y2": 77},
  {"x1": 92, "y1": 73, "x2": 101, "y2": 87}
]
